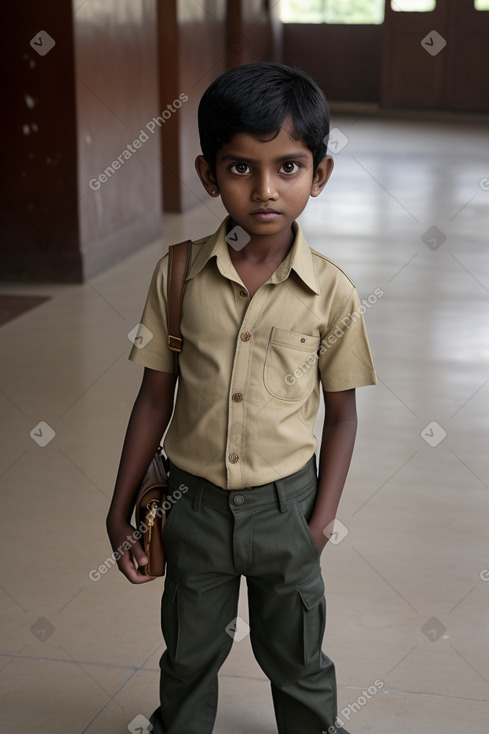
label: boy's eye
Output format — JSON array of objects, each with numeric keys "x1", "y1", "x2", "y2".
[
  {"x1": 280, "y1": 161, "x2": 299, "y2": 174},
  {"x1": 230, "y1": 163, "x2": 251, "y2": 175}
]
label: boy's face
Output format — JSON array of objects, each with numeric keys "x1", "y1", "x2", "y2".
[{"x1": 196, "y1": 116, "x2": 333, "y2": 243}]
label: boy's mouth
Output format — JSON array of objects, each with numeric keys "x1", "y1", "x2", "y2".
[{"x1": 250, "y1": 208, "x2": 281, "y2": 221}]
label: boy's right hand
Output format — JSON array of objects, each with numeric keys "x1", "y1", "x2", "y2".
[
  {"x1": 105, "y1": 369, "x2": 176, "y2": 584},
  {"x1": 106, "y1": 514, "x2": 156, "y2": 584}
]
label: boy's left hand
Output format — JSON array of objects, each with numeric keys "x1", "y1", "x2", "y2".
[{"x1": 309, "y1": 519, "x2": 329, "y2": 555}]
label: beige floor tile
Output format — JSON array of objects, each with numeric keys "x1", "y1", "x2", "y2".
[
  {"x1": 0, "y1": 656, "x2": 135, "y2": 734},
  {"x1": 335, "y1": 684, "x2": 489, "y2": 734}
]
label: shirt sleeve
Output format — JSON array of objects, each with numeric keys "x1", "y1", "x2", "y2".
[
  {"x1": 128, "y1": 254, "x2": 175, "y2": 373},
  {"x1": 318, "y1": 285, "x2": 377, "y2": 391}
]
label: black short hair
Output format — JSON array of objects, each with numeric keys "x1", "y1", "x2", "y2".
[{"x1": 198, "y1": 62, "x2": 330, "y2": 174}]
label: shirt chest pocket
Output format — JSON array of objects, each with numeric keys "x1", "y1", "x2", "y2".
[{"x1": 264, "y1": 327, "x2": 321, "y2": 401}]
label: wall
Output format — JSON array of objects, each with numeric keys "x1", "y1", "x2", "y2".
[
  {"x1": 0, "y1": 0, "x2": 81, "y2": 281},
  {"x1": 0, "y1": 0, "x2": 283, "y2": 279},
  {"x1": 160, "y1": 0, "x2": 282, "y2": 213},
  {"x1": 284, "y1": 4, "x2": 489, "y2": 112},
  {"x1": 74, "y1": 0, "x2": 162, "y2": 280},
  {"x1": 159, "y1": 0, "x2": 228, "y2": 212},
  {"x1": 283, "y1": 24, "x2": 382, "y2": 103},
  {"x1": 0, "y1": 0, "x2": 162, "y2": 283},
  {"x1": 234, "y1": 0, "x2": 283, "y2": 66},
  {"x1": 381, "y1": 0, "x2": 489, "y2": 111}
]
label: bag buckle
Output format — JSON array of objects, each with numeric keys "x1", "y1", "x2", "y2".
[{"x1": 168, "y1": 335, "x2": 182, "y2": 352}]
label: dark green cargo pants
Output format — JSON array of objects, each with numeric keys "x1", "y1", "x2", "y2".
[{"x1": 149, "y1": 456, "x2": 350, "y2": 734}]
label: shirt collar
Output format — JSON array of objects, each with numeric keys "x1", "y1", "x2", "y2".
[{"x1": 186, "y1": 216, "x2": 320, "y2": 295}]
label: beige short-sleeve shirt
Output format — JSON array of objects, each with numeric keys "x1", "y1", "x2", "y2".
[{"x1": 129, "y1": 217, "x2": 377, "y2": 489}]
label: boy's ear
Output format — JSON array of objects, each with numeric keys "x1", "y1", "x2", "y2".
[
  {"x1": 310, "y1": 155, "x2": 334, "y2": 198},
  {"x1": 195, "y1": 155, "x2": 220, "y2": 197}
]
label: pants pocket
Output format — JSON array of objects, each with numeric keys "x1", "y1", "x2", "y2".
[
  {"x1": 161, "y1": 576, "x2": 180, "y2": 660},
  {"x1": 293, "y1": 485, "x2": 321, "y2": 561},
  {"x1": 298, "y1": 571, "x2": 326, "y2": 665},
  {"x1": 162, "y1": 483, "x2": 187, "y2": 541}
]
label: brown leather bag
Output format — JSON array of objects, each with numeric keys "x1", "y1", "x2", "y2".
[{"x1": 134, "y1": 239, "x2": 192, "y2": 576}]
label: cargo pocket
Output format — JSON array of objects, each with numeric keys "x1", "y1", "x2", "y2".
[
  {"x1": 298, "y1": 572, "x2": 326, "y2": 665},
  {"x1": 161, "y1": 576, "x2": 180, "y2": 661}
]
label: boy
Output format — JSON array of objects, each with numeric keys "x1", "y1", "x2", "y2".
[{"x1": 107, "y1": 62, "x2": 377, "y2": 734}]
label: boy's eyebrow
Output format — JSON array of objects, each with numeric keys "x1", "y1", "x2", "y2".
[{"x1": 220, "y1": 152, "x2": 310, "y2": 163}]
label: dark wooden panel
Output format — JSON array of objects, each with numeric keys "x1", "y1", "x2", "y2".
[
  {"x1": 159, "y1": 0, "x2": 227, "y2": 213},
  {"x1": 381, "y1": 3, "x2": 449, "y2": 109},
  {"x1": 159, "y1": 0, "x2": 280, "y2": 213},
  {"x1": 75, "y1": 0, "x2": 162, "y2": 279},
  {"x1": 381, "y1": 0, "x2": 489, "y2": 111},
  {"x1": 0, "y1": 295, "x2": 50, "y2": 326},
  {"x1": 177, "y1": 0, "x2": 227, "y2": 212},
  {"x1": 240, "y1": 0, "x2": 282, "y2": 64},
  {"x1": 444, "y1": 0, "x2": 489, "y2": 110},
  {"x1": 0, "y1": 0, "x2": 163, "y2": 282},
  {"x1": 283, "y1": 24, "x2": 383, "y2": 103},
  {"x1": 0, "y1": 0, "x2": 81, "y2": 281}
]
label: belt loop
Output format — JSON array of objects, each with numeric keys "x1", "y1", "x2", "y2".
[
  {"x1": 192, "y1": 481, "x2": 203, "y2": 512},
  {"x1": 275, "y1": 479, "x2": 288, "y2": 513}
]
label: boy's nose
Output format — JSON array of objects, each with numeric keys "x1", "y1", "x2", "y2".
[{"x1": 252, "y1": 173, "x2": 278, "y2": 202}]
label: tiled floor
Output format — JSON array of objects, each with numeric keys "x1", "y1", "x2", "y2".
[
  {"x1": 1, "y1": 114, "x2": 488, "y2": 733},
  {"x1": 0, "y1": 295, "x2": 51, "y2": 327}
]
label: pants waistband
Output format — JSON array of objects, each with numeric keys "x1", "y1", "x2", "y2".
[{"x1": 168, "y1": 455, "x2": 317, "y2": 513}]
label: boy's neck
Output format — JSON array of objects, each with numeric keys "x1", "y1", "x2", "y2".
[{"x1": 227, "y1": 220, "x2": 296, "y2": 265}]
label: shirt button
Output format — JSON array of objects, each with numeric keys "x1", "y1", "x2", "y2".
[
  {"x1": 239, "y1": 289, "x2": 248, "y2": 297},
  {"x1": 240, "y1": 331, "x2": 251, "y2": 342},
  {"x1": 233, "y1": 494, "x2": 245, "y2": 505},
  {"x1": 229, "y1": 453, "x2": 239, "y2": 463},
  {"x1": 232, "y1": 392, "x2": 243, "y2": 402}
]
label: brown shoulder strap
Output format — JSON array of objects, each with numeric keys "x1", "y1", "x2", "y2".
[{"x1": 167, "y1": 239, "x2": 193, "y2": 375}]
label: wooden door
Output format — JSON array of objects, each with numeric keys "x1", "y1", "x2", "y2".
[
  {"x1": 444, "y1": 0, "x2": 489, "y2": 110},
  {"x1": 381, "y1": 0, "x2": 489, "y2": 111}
]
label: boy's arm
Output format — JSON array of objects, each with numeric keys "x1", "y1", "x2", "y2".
[
  {"x1": 106, "y1": 367, "x2": 177, "y2": 584},
  {"x1": 308, "y1": 388, "x2": 358, "y2": 554}
]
